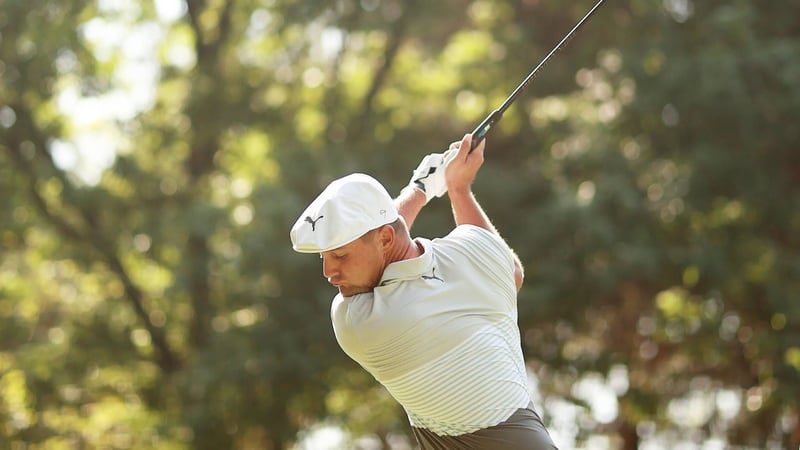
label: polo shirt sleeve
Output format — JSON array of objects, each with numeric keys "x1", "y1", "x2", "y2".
[{"x1": 442, "y1": 224, "x2": 518, "y2": 301}]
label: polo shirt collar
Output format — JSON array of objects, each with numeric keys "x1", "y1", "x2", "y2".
[{"x1": 379, "y1": 238, "x2": 433, "y2": 286}]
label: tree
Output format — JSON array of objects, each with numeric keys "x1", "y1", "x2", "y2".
[{"x1": 1, "y1": 0, "x2": 798, "y2": 448}]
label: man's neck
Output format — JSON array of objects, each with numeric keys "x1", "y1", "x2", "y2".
[{"x1": 387, "y1": 234, "x2": 422, "y2": 265}]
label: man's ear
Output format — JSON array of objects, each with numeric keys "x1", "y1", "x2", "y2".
[{"x1": 378, "y1": 224, "x2": 395, "y2": 251}]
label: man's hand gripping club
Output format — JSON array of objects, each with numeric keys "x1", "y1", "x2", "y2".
[
  {"x1": 399, "y1": 134, "x2": 486, "y2": 230},
  {"x1": 407, "y1": 133, "x2": 486, "y2": 203},
  {"x1": 444, "y1": 133, "x2": 485, "y2": 196},
  {"x1": 409, "y1": 149, "x2": 458, "y2": 204}
]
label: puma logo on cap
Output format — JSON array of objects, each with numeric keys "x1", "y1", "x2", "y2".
[{"x1": 305, "y1": 215, "x2": 324, "y2": 231}]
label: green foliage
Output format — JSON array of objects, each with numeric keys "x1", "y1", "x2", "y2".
[{"x1": 1, "y1": 0, "x2": 798, "y2": 448}]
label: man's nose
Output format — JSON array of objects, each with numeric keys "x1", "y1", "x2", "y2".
[{"x1": 321, "y1": 255, "x2": 335, "y2": 278}]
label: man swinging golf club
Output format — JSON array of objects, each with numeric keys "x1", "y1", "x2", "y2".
[{"x1": 290, "y1": 134, "x2": 558, "y2": 449}]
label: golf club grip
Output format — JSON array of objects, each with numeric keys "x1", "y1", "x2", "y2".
[{"x1": 469, "y1": 110, "x2": 502, "y2": 153}]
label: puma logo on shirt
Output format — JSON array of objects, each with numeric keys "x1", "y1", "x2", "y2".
[{"x1": 421, "y1": 268, "x2": 444, "y2": 282}]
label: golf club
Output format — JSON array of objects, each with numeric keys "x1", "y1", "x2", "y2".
[{"x1": 468, "y1": 0, "x2": 605, "y2": 153}]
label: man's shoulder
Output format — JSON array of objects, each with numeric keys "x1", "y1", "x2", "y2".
[
  {"x1": 331, "y1": 292, "x2": 378, "y2": 340},
  {"x1": 431, "y1": 225, "x2": 513, "y2": 268},
  {"x1": 437, "y1": 224, "x2": 502, "y2": 247}
]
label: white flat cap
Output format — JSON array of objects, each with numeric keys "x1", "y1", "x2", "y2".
[{"x1": 290, "y1": 173, "x2": 399, "y2": 253}]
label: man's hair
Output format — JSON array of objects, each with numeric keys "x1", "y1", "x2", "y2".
[
  {"x1": 388, "y1": 218, "x2": 403, "y2": 233},
  {"x1": 361, "y1": 218, "x2": 403, "y2": 242}
]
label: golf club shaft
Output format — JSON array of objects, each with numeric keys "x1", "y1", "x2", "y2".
[{"x1": 469, "y1": 0, "x2": 605, "y2": 152}]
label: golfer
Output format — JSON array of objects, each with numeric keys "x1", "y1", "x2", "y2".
[{"x1": 290, "y1": 134, "x2": 557, "y2": 449}]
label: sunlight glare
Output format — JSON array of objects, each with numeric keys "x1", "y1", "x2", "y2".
[{"x1": 154, "y1": 0, "x2": 187, "y2": 22}]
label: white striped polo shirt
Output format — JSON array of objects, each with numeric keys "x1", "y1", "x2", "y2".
[{"x1": 331, "y1": 224, "x2": 531, "y2": 436}]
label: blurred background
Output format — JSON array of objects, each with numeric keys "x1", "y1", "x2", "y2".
[{"x1": 1, "y1": 0, "x2": 799, "y2": 448}]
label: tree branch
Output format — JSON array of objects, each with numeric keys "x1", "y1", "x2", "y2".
[
  {"x1": 216, "y1": 0, "x2": 235, "y2": 49},
  {"x1": 185, "y1": 0, "x2": 208, "y2": 60},
  {"x1": 3, "y1": 104, "x2": 181, "y2": 373},
  {"x1": 181, "y1": 0, "x2": 241, "y2": 348},
  {"x1": 354, "y1": 11, "x2": 412, "y2": 140}
]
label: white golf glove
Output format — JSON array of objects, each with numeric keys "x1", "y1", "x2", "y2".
[{"x1": 409, "y1": 149, "x2": 457, "y2": 203}]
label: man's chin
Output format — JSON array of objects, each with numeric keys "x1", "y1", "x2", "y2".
[{"x1": 339, "y1": 286, "x2": 371, "y2": 297}]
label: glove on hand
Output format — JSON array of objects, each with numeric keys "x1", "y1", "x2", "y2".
[{"x1": 409, "y1": 149, "x2": 457, "y2": 203}]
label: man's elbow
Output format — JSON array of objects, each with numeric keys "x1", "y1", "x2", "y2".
[{"x1": 514, "y1": 263, "x2": 524, "y2": 292}]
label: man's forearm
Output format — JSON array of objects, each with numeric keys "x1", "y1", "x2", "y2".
[
  {"x1": 395, "y1": 186, "x2": 427, "y2": 230},
  {"x1": 449, "y1": 187, "x2": 525, "y2": 290},
  {"x1": 448, "y1": 187, "x2": 496, "y2": 233}
]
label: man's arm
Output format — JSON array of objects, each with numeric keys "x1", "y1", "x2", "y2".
[
  {"x1": 446, "y1": 134, "x2": 525, "y2": 291},
  {"x1": 394, "y1": 185, "x2": 427, "y2": 230}
]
